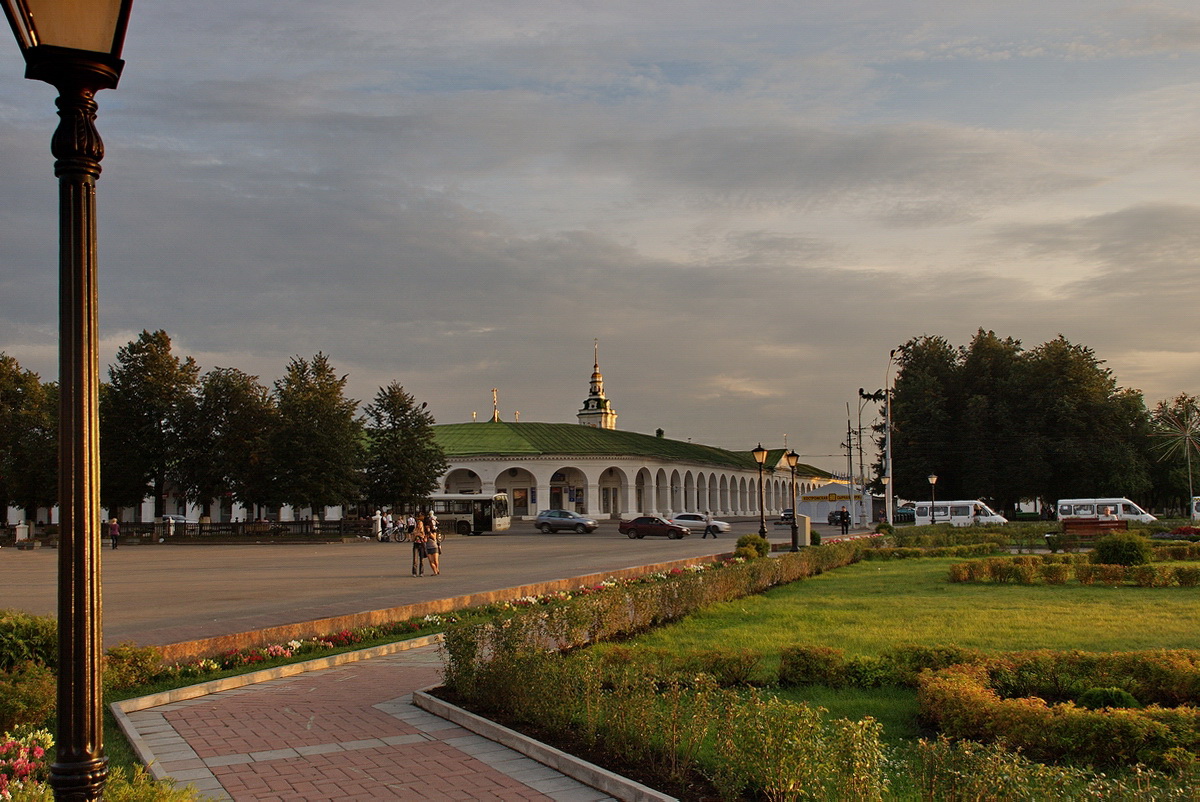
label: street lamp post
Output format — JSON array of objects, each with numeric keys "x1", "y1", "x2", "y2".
[
  {"x1": 928, "y1": 474, "x2": 938, "y2": 526},
  {"x1": 2, "y1": 2, "x2": 133, "y2": 799},
  {"x1": 752, "y1": 443, "x2": 768, "y2": 537},
  {"x1": 785, "y1": 449, "x2": 800, "y2": 551}
]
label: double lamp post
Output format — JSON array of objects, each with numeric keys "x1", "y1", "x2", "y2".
[{"x1": 3, "y1": 0, "x2": 134, "y2": 798}]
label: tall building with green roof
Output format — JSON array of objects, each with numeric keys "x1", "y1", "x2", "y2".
[{"x1": 432, "y1": 359, "x2": 829, "y2": 519}]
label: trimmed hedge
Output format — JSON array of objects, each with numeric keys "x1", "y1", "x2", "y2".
[
  {"x1": 779, "y1": 643, "x2": 984, "y2": 689},
  {"x1": 948, "y1": 553, "x2": 1200, "y2": 587},
  {"x1": 918, "y1": 650, "x2": 1200, "y2": 768}
]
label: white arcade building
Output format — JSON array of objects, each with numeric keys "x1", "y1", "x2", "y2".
[{"x1": 432, "y1": 356, "x2": 828, "y2": 519}]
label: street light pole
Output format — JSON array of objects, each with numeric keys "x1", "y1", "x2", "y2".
[
  {"x1": 2, "y1": 3, "x2": 133, "y2": 799},
  {"x1": 928, "y1": 474, "x2": 938, "y2": 526},
  {"x1": 885, "y1": 349, "x2": 898, "y2": 526},
  {"x1": 752, "y1": 443, "x2": 768, "y2": 537},
  {"x1": 786, "y1": 449, "x2": 800, "y2": 551}
]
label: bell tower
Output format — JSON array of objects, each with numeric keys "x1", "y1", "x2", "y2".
[{"x1": 577, "y1": 340, "x2": 618, "y2": 429}]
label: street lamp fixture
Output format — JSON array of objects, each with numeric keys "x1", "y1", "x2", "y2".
[
  {"x1": 785, "y1": 449, "x2": 800, "y2": 551},
  {"x1": 752, "y1": 442, "x2": 768, "y2": 537},
  {"x1": 928, "y1": 474, "x2": 938, "y2": 526},
  {"x1": 3, "y1": 1, "x2": 133, "y2": 798}
]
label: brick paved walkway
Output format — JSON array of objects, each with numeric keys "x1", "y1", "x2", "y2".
[{"x1": 119, "y1": 643, "x2": 618, "y2": 801}]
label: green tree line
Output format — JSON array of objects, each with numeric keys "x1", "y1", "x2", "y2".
[
  {"x1": 885, "y1": 330, "x2": 1199, "y2": 515},
  {"x1": 0, "y1": 330, "x2": 447, "y2": 523}
]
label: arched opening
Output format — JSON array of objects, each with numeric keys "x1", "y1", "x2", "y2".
[
  {"x1": 494, "y1": 466, "x2": 537, "y2": 517},
  {"x1": 443, "y1": 468, "x2": 482, "y2": 494}
]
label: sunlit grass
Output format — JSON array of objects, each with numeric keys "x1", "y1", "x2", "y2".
[
  {"x1": 630, "y1": 557, "x2": 1200, "y2": 661},
  {"x1": 613, "y1": 557, "x2": 1200, "y2": 741}
]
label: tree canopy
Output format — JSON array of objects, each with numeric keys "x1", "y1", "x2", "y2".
[
  {"x1": 889, "y1": 331, "x2": 1152, "y2": 512},
  {"x1": 363, "y1": 382, "x2": 448, "y2": 509}
]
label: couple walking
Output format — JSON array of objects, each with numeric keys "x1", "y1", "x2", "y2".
[{"x1": 410, "y1": 512, "x2": 441, "y2": 576}]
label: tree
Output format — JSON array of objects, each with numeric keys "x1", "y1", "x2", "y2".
[
  {"x1": 888, "y1": 332, "x2": 1151, "y2": 510},
  {"x1": 100, "y1": 330, "x2": 200, "y2": 516},
  {"x1": 177, "y1": 367, "x2": 278, "y2": 518},
  {"x1": 363, "y1": 382, "x2": 447, "y2": 509},
  {"x1": 0, "y1": 354, "x2": 56, "y2": 523},
  {"x1": 1149, "y1": 393, "x2": 1200, "y2": 513},
  {"x1": 272, "y1": 353, "x2": 363, "y2": 517}
]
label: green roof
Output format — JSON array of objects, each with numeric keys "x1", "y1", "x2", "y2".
[{"x1": 433, "y1": 421, "x2": 828, "y2": 476}]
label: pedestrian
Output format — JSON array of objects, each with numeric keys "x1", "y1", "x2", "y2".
[
  {"x1": 838, "y1": 505, "x2": 850, "y2": 535},
  {"x1": 411, "y1": 513, "x2": 428, "y2": 577},
  {"x1": 424, "y1": 516, "x2": 442, "y2": 576},
  {"x1": 701, "y1": 510, "x2": 716, "y2": 539},
  {"x1": 372, "y1": 510, "x2": 383, "y2": 541},
  {"x1": 108, "y1": 517, "x2": 120, "y2": 550},
  {"x1": 406, "y1": 512, "x2": 416, "y2": 539}
]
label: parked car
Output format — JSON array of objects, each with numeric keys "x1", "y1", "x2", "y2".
[
  {"x1": 162, "y1": 514, "x2": 196, "y2": 524},
  {"x1": 893, "y1": 507, "x2": 915, "y2": 524},
  {"x1": 669, "y1": 513, "x2": 731, "y2": 535},
  {"x1": 534, "y1": 509, "x2": 599, "y2": 533},
  {"x1": 779, "y1": 508, "x2": 794, "y2": 523},
  {"x1": 618, "y1": 515, "x2": 691, "y2": 539}
]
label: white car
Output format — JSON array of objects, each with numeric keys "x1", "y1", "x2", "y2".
[{"x1": 669, "y1": 513, "x2": 731, "y2": 536}]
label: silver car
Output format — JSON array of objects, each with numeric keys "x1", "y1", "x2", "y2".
[
  {"x1": 669, "y1": 513, "x2": 731, "y2": 536},
  {"x1": 535, "y1": 509, "x2": 599, "y2": 533}
]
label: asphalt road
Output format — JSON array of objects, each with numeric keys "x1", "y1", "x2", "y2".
[{"x1": 1, "y1": 517, "x2": 834, "y2": 648}]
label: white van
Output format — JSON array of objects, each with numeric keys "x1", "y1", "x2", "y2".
[
  {"x1": 1056, "y1": 498, "x2": 1155, "y2": 524},
  {"x1": 914, "y1": 500, "x2": 1007, "y2": 527},
  {"x1": 1192, "y1": 497, "x2": 1200, "y2": 522}
]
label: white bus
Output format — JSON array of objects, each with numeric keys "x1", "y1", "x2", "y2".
[
  {"x1": 1056, "y1": 498, "x2": 1155, "y2": 524},
  {"x1": 914, "y1": 500, "x2": 1007, "y2": 527},
  {"x1": 428, "y1": 493, "x2": 511, "y2": 536}
]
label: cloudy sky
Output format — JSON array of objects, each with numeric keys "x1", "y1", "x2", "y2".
[{"x1": 3, "y1": 1, "x2": 1200, "y2": 473}]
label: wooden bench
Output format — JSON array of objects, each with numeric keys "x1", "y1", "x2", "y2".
[{"x1": 1047, "y1": 518, "x2": 1128, "y2": 551}]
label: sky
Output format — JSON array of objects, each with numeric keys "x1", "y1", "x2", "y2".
[{"x1": 2, "y1": 1, "x2": 1200, "y2": 474}]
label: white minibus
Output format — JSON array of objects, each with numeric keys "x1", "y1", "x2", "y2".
[
  {"x1": 1056, "y1": 498, "x2": 1155, "y2": 524},
  {"x1": 913, "y1": 500, "x2": 1007, "y2": 527}
]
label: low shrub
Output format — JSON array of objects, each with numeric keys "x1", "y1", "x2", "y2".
[
  {"x1": 735, "y1": 534, "x2": 770, "y2": 558},
  {"x1": 0, "y1": 612, "x2": 56, "y2": 672},
  {"x1": 1075, "y1": 563, "x2": 1096, "y2": 585},
  {"x1": 1038, "y1": 563, "x2": 1071, "y2": 584},
  {"x1": 1176, "y1": 566, "x2": 1200, "y2": 587},
  {"x1": 914, "y1": 735, "x2": 1200, "y2": 801},
  {"x1": 918, "y1": 649, "x2": 1200, "y2": 768},
  {"x1": 779, "y1": 645, "x2": 847, "y2": 688},
  {"x1": 0, "y1": 663, "x2": 55, "y2": 732},
  {"x1": 682, "y1": 648, "x2": 761, "y2": 686},
  {"x1": 1130, "y1": 565, "x2": 1175, "y2": 588},
  {"x1": 1096, "y1": 564, "x2": 1130, "y2": 586},
  {"x1": 103, "y1": 643, "x2": 165, "y2": 691},
  {"x1": 1078, "y1": 687, "x2": 1141, "y2": 710},
  {"x1": 1092, "y1": 532, "x2": 1155, "y2": 567}
]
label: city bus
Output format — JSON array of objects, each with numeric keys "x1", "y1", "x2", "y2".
[{"x1": 428, "y1": 492, "x2": 511, "y2": 536}]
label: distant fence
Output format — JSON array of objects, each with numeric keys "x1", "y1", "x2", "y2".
[{"x1": 3, "y1": 518, "x2": 380, "y2": 544}]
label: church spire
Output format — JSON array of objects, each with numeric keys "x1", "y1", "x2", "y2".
[{"x1": 578, "y1": 340, "x2": 618, "y2": 429}]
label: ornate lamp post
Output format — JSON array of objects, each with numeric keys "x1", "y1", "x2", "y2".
[
  {"x1": 785, "y1": 449, "x2": 800, "y2": 551},
  {"x1": 752, "y1": 443, "x2": 768, "y2": 537},
  {"x1": 928, "y1": 474, "x2": 938, "y2": 526},
  {"x1": 2, "y1": 2, "x2": 133, "y2": 798}
]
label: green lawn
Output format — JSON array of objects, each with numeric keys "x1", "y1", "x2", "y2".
[
  {"x1": 619, "y1": 557, "x2": 1200, "y2": 743},
  {"x1": 631, "y1": 557, "x2": 1200, "y2": 660}
]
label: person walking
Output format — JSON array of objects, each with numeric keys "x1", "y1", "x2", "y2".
[
  {"x1": 108, "y1": 518, "x2": 120, "y2": 550},
  {"x1": 424, "y1": 515, "x2": 442, "y2": 576},
  {"x1": 411, "y1": 513, "x2": 428, "y2": 577},
  {"x1": 701, "y1": 510, "x2": 717, "y2": 539},
  {"x1": 838, "y1": 505, "x2": 851, "y2": 535}
]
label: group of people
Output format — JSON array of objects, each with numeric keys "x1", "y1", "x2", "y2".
[
  {"x1": 371, "y1": 509, "x2": 442, "y2": 576},
  {"x1": 371, "y1": 510, "x2": 419, "y2": 542}
]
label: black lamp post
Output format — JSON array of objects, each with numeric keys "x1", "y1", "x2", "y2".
[
  {"x1": 785, "y1": 449, "x2": 800, "y2": 551},
  {"x1": 928, "y1": 474, "x2": 938, "y2": 526},
  {"x1": 752, "y1": 443, "x2": 768, "y2": 537},
  {"x1": 2, "y1": 2, "x2": 132, "y2": 799}
]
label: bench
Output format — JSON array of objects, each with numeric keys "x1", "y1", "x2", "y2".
[{"x1": 1046, "y1": 518, "x2": 1128, "y2": 551}]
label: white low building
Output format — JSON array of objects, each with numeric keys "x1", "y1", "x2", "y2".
[{"x1": 433, "y1": 356, "x2": 828, "y2": 519}]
